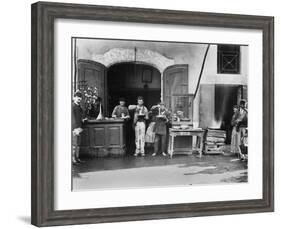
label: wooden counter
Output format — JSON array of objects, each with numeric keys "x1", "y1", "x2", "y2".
[{"x1": 80, "y1": 119, "x2": 126, "y2": 157}]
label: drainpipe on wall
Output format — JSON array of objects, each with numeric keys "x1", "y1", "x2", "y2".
[
  {"x1": 193, "y1": 44, "x2": 210, "y2": 101},
  {"x1": 160, "y1": 72, "x2": 163, "y2": 101},
  {"x1": 192, "y1": 44, "x2": 210, "y2": 128}
]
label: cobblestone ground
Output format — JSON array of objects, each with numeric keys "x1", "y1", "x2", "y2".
[{"x1": 72, "y1": 146, "x2": 247, "y2": 190}]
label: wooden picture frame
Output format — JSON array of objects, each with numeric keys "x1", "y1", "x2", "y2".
[
  {"x1": 142, "y1": 68, "x2": 153, "y2": 83},
  {"x1": 31, "y1": 1, "x2": 274, "y2": 227}
]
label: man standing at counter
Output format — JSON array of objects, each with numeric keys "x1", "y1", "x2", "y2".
[
  {"x1": 72, "y1": 91, "x2": 85, "y2": 164},
  {"x1": 129, "y1": 96, "x2": 148, "y2": 157},
  {"x1": 111, "y1": 97, "x2": 130, "y2": 119}
]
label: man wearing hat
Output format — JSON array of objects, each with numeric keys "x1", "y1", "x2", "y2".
[
  {"x1": 150, "y1": 101, "x2": 171, "y2": 157},
  {"x1": 111, "y1": 97, "x2": 130, "y2": 119},
  {"x1": 129, "y1": 96, "x2": 148, "y2": 156},
  {"x1": 236, "y1": 99, "x2": 248, "y2": 159},
  {"x1": 237, "y1": 100, "x2": 248, "y2": 128},
  {"x1": 72, "y1": 90, "x2": 85, "y2": 164}
]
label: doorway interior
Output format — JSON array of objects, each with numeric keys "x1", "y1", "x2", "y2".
[
  {"x1": 215, "y1": 84, "x2": 242, "y2": 143},
  {"x1": 107, "y1": 62, "x2": 161, "y2": 154},
  {"x1": 107, "y1": 62, "x2": 161, "y2": 113}
]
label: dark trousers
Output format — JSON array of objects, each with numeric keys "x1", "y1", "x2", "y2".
[
  {"x1": 72, "y1": 134, "x2": 81, "y2": 160},
  {"x1": 154, "y1": 134, "x2": 167, "y2": 154}
]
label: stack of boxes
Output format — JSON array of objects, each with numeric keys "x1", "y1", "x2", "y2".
[{"x1": 204, "y1": 128, "x2": 226, "y2": 154}]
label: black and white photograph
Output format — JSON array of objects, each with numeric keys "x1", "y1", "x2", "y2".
[
  {"x1": 71, "y1": 38, "x2": 248, "y2": 191},
  {"x1": 28, "y1": 1, "x2": 274, "y2": 227}
]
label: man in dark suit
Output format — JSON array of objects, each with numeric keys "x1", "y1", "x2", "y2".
[{"x1": 72, "y1": 91, "x2": 85, "y2": 164}]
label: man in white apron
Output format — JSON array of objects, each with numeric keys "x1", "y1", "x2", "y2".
[{"x1": 129, "y1": 96, "x2": 148, "y2": 156}]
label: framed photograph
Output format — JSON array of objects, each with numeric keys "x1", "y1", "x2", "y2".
[
  {"x1": 142, "y1": 68, "x2": 153, "y2": 83},
  {"x1": 31, "y1": 1, "x2": 274, "y2": 227}
]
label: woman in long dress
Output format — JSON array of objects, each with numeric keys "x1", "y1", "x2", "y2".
[{"x1": 230, "y1": 105, "x2": 240, "y2": 155}]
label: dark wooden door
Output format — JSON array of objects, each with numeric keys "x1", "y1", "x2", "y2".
[
  {"x1": 77, "y1": 59, "x2": 107, "y2": 114},
  {"x1": 163, "y1": 65, "x2": 189, "y2": 117}
]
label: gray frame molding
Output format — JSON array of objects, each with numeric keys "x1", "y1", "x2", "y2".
[{"x1": 31, "y1": 1, "x2": 274, "y2": 227}]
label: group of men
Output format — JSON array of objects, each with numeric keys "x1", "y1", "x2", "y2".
[
  {"x1": 72, "y1": 92, "x2": 171, "y2": 164},
  {"x1": 127, "y1": 96, "x2": 171, "y2": 157},
  {"x1": 73, "y1": 90, "x2": 249, "y2": 163},
  {"x1": 111, "y1": 96, "x2": 171, "y2": 157}
]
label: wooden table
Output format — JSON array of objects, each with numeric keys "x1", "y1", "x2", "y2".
[{"x1": 168, "y1": 128, "x2": 205, "y2": 158}]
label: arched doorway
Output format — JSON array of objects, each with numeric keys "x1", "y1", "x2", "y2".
[
  {"x1": 107, "y1": 62, "x2": 161, "y2": 154},
  {"x1": 107, "y1": 62, "x2": 161, "y2": 114},
  {"x1": 76, "y1": 58, "x2": 190, "y2": 155}
]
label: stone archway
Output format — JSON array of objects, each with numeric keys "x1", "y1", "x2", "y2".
[{"x1": 91, "y1": 48, "x2": 174, "y2": 73}]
